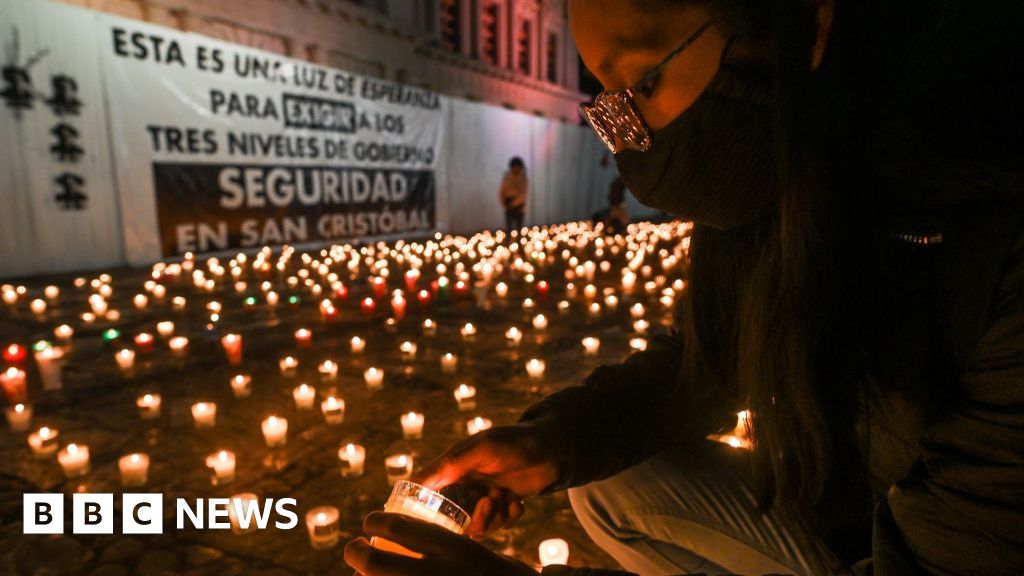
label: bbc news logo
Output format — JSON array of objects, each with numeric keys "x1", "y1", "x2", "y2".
[{"x1": 23, "y1": 493, "x2": 298, "y2": 534}]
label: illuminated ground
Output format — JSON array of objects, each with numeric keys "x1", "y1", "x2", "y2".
[{"x1": 0, "y1": 222, "x2": 687, "y2": 575}]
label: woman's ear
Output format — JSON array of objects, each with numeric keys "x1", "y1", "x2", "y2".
[{"x1": 810, "y1": 0, "x2": 835, "y2": 70}]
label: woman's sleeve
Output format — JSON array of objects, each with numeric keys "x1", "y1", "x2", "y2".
[{"x1": 872, "y1": 230, "x2": 1024, "y2": 575}]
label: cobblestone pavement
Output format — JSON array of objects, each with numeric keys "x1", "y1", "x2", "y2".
[{"x1": 0, "y1": 223, "x2": 686, "y2": 575}]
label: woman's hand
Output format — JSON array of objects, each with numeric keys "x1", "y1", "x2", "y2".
[
  {"x1": 345, "y1": 512, "x2": 539, "y2": 576},
  {"x1": 416, "y1": 417, "x2": 566, "y2": 535}
]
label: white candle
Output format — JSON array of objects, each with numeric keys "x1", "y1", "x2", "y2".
[
  {"x1": 440, "y1": 353, "x2": 458, "y2": 374},
  {"x1": 156, "y1": 321, "x2": 175, "y2": 338},
  {"x1": 191, "y1": 402, "x2": 217, "y2": 428},
  {"x1": 505, "y1": 326, "x2": 523, "y2": 347},
  {"x1": 539, "y1": 538, "x2": 570, "y2": 566},
  {"x1": 28, "y1": 426, "x2": 59, "y2": 458},
  {"x1": 115, "y1": 348, "x2": 136, "y2": 373},
  {"x1": 168, "y1": 336, "x2": 189, "y2": 357},
  {"x1": 453, "y1": 384, "x2": 477, "y2": 412},
  {"x1": 34, "y1": 346, "x2": 64, "y2": 391},
  {"x1": 44, "y1": 285, "x2": 60, "y2": 301},
  {"x1": 30, "y1": 298, "x2": 47, "y2": 315},
  {"x1": 422, "y1": 318, "x2": 437, "y2": 336},
  {"x1": 54, "y1": 324, "x2": 74, "y2": 342},
  {"x1": 205, "y1": 450, "x2": 236, "y2": 485},
  {"x1": 495, "y1": 282, "x2": 509, "y2": 298},
  {"x1": 5, "y1": 403, "x2": 32, "y2": 432},
  {"x1": 228, "y1": 493, "x2": 259, "y2": 534},
  {"x1": 466, "y1": 416, "x2": 492, "y2": 436},
  {"x1": 385, "y1": 453, "x2": 413, "y2": 485},
  {"x1": 230, "y1": 374, "x2": 252, "y2": 398},
  {"x1": 582, "y1": 337, "x2": 601, "y2": 356},
  {"x1": 629, "y1": 337, "x2": 648, "y2": 352},
  {"x1": 118, "y1": 453, "x2": 150, "y2": 487},
  {"x1": 317, "y1": 360, "x2": 338, "y2": 382},
  {"x1": 399, "y1": 341, "x2": 418, "y2": 360},
  {"x1": 460, "y1": 322, "x2": 477, "y2": 340},
  {"x1": 321, "y1": 396, "x2": 345, "y2": 425},
  {"x1": 630, "y1": 303, "x2": 645, "y2": 319},
  {"x1": 221, "y1": 333, "x2": 243, "y2": 365},
  {"x1": 532, "y1": 313, "x2": 548, "y2": 331},
  {"x1": 305, "y1": 506, "x2": 341, "y2": 549},
  {"x1": 338, "y1": 443, "x2": 366, "y2": 478},
  {"x1": 350, "y1": 336, "x2": 366, "y2": 354},
  {"x1": 279, "y1": 356, "x2": 298, "y2": 377},
  {"x1": 58, "y1": 443, "x2": 90, "y2": 478},
  {"x1": 400, "y1": 411, "x2": 425, "y2": 439},
  {"x1": 261, "y1": 415, "x2": 288, "y2": 447},
  {"x1": 136, "y1": 393, "x2": 162, "y2": 420},
  {"x1": 526, "y1": 358, "x2": 546, "y2": 380},
  {"x1": 364, "y1": 367, "x2": 384, "y2": 390},
  {"x1": 633, "y1": 319, "x2": 649, "y2": 334},
  {"x1": 293, "y1": 384, "x2": 316, "y2": 410}
]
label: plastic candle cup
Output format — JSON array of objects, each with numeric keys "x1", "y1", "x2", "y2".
[
  {"x1": 630, "y1": 303, "x2": 645, "y2": 319},
  {"x1": 1, "y1": 367, "x2": 28, "y2": 403},
  {"x1": 633, "y1": 319, "x2": 650, "y2": 334},
  {"x1": 44, "y1": 285, "x2": 60, "y2": 301},
  {"x1": 350, "y1": 336, "x2": 366, "y2": 354},
  {"x1": 228, "y1": 493, "x2": 259, "y2": 534},
  {"x1": 321, "y1": 396, "x2": 345, "y2": 425},
  {"x1": 582, "y1": 337, "x2": 601, "y2": 356},
  {"x1": 306, "y1": 506, "x2": 341, "y2": 549},
  {"x1": 505, "y1": 326, "x2": 523, "y2": 347},
  {"x1": 360, "y1": 297, "x2": 376, "y2": 315},
  {"x1": 261, "y1": 415, "x2": 288, "y2": 447},
  {"x1": 58, "y1": 443, "x2": 90, "y2": 478},
  {"x1": 317, "y1": 360, "x2": 338, "y2": 382},
  {"x1": 28, "y1": 426, "x2": 59, "y2": 458},
  {"x1": 221, "y1": 333, "x2": 243, "y2": 365},
  {"x1": 629, "y1": 337, "x2": 648, "y2": 352},
  {"x1": 400, "y1": 412, "x2": 425, "y2": 439},
  {"x1": 294, "y1": 328, "x2": 312, "y2": 347},
  {"x1": 34, "y1": 346, "x2": 65, "y2": 391},
  {"x1": 30, "y1": 299, "x2": 47, "y2": 315},
  {"x1": 453, "y1": 384, "x2": 477, "y2": 412},
  {"x1": 526, "y1": 358, "x2": 546, "y2": 380},
  {"x1": 134, "y1": 332, "x2": 155, "y2": 351},
  {"x1": 338, "y1": 443, "x2": 366, "y2": 478},
  {"x1": 5, "y1": 403, "x2": 32, "y2": 432},
  {"x1": 558, "y1": 300, "x2": 571, "y2": 315},
  {"x1": 539, "y1": 538, "x2": 570, "y2": 566},
  {"x1": 191, "y1": 402, "x2": 217, "y2": 428},
  {"x1": 54, "y1": 324, "x2": 74, "y2": 342},
  {"x1": 115, "y1": 348, "x2": 136, "y2": 374},
  {"x1": 205, "y1": 450, "x2": 236, "y2": 485},
  {"x1": 364, "y1": 367, "x2": 384, "y2": 390},
  {"x1": 460, "y1": 322, "x2": 476, "y2": 341},
  {"x1": 156, "y1": 321, "x2": 175, "y2": 338},
  {"x1": 136, "y1": 393, "x2": 162, "y2": 420},
  {"x1": 4, "y1": 343, "x2": 27, "y2": 364},
  {"x1": 384, "y1": 454, "x2": 414, "y2": 486},
  {"x1": 293, "y1": 384, "x2": 316, "y2": 410},
  {"x1": 400, "y1": 341, "x2": 417, "y2": 360},
  {"x1": 494, "y1": 282, "x2": 509, "y2": 299},
  {"x1": 604, "y1": 294, "x2": 619, "y2": 310},
  {"x1": 279, "y1": 356, "x2": 298, "y2": 377},
  {"x1": 371, "y1": 480, "x2": 471, "y2": 558},
  {"x1": 118, "y1": 453, "x2": 150, "y2": 487},
  {"x1": 532, "y1": 314, "x2": 548, "y2": 331},
  {"x1": 230, "y1": 374, "x2": 252, "y2": 398},
  {"x1": 467, "y1": 416, "x2": 493, "y2": 436},
  {"x1": 168, "y1": 336, "x2": 189, "y2": 357},
  {"x1": 440, "y1": 353, "x2": 458, "y2": 374},
  {"x1": 391, "y1": 292, "x2": 407, "y2": 320}
]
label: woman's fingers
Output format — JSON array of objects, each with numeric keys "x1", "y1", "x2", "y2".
[
  {"x1": 363, "y1": 512, "x2": 468, "y2": 558},
  {"x1": 416, "y1": 439, "x2": 487, "y2": 490},
  {"x1": 344, "y1": 537, "x2": 421, "y2": 576}
]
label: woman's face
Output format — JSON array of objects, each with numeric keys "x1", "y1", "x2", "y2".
[{"x1": 569, "y1": 0, "x2": 730, "y2": 132}]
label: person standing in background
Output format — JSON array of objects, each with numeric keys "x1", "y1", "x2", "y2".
[
  {"x1": 605, "y1": 176, "x2": 630, "y2": 233},
  {"x1": 499, "y1": 156, "x2": 528, "y2": 231}
]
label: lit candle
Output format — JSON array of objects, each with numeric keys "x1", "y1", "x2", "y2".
[
  {"x1": 191, "y1": 401, "x2": 217, "y2": 428},
  {"x1": 630, "y1": 303, "x2": 645, "y2": 319},
  {"x1": 134, "y1": 332, "x2": 155, "y2": 351},
  {"x1": 294, "y1": 328, "x2": 312, "y2": 347},
  {"x1": 466, "y1": 416, "x2": 493, "y2": 436},
  {"x1": 604, "y1": 294, "x2": 619, "y2": 310},
  {"x1": 400, "y1": 341, "x2": 418, "y2": 360},
  {"x1": 0, "y1": 367, "x2": 28, "y2": 404},
  {"x1": 422, "y1": 318, "x2": 437, "y2": 336},
  {"x1": 28, "y1": 426, "x2": 59, "y2": 458},
  {"x1": 279, "y1": 356, "x2": 298, "y2": 377},
  {"x1": 133, "y1": 294, "x2": 149, "y2": 310},
  {"x1": 317, "y1": 360, "x2": 338, "y2": 382},
  {"x1": 118, "y1": 453, "x2": 150, "y2": 487},
  {"x1": 526, "y1": 358, "x2": 546, "y2": 380},
  {"x1": 115, "y1": 348, "x2": 136, "y2": 374},
  {"x1": 453, "y1": 384, "x2": 477, "y2": 412},
  {"x1": 400, "y1": 411, "x2": 425, "y2": 439},
  {"x1": 54, "y1": 324, "x2": 74, "y2": 342},
  {"x1": 34, "y1": 346, "x2": 64, "y2": 391},
  {"x1": 440, "y1": 352, "x2": 458, "y2": 374},
  {"x1": 385, "y1": 453, "x2": 413, "y2": 485},
  {"x1": 228, "y1": 493, "x2": 259, "y2": 534},
  {"x1": 221, "y1": 333, "x2": 243, "y2": 365},
  {"x1": 633, "y1": 319, "x2": 649, "y2": 334},
  {"x1": 460, "y1": 322, "x2": 477, "y2": 341},
  {"x1": 57, "y1": 443, "x2": 90, "y2": 478},
  {"x1": 136, "y1": 393, "x2": 162, "y2": 420},
  {"x1": 338, "y1": 443, "x2": 366, "y2": 477},
  {"x1": 44, "y1": 285, "x2": 60, "y2": 301},
  {"x1": 321, "y1": 396, "x2": 345, "y2": 425},
  {"x1": 4, "y1": 343, "x2": 26, "y2": 364},
  {"x1": 582, "y1": 337, "x2": 601, "y2": 356},
  {"x1": 391, "y1": 291, "x2": 407, "y2": 320},
  {"x1": 230, "y1": 374, "x2": 252, "y2": 398},
  {"x1": 205, "y1": 450, "x2": 236, "y2": 485},
  {"x1": 168, "y1": 336, "x2": 189, "y2": 357},
  {"x1": 350, "y1": 336, "x2": 366, "y2": 354},
  {"x1": 495, "y1": 282, "x2": 509, "y2": 299},
  {"x1": 404, "y1": 268, "x2": 420, "y2": 292},
  {"x1": 5, "y1": 403, "x2": 32, "y2": 432},
  {"x1": 532, "y1": 313, "x2": 549, "y2": 331},
  {"x1": 709, "y1": 410, "x2": 754, "y2": 450},
  {"x1": 360, "y1": 297, "x2": 376, "y2": 315},
  {"x1": 364, "y1": 367, "x2": 384, "y2": 390},
  {"x1": 505, "y1": 326, "x2": 523, "y2": 347},
  {"x1": 291, "y1": 384, "x2": 315, "y2": 410},
  {"x1": 156, "y1": 321, "x2": 175, "y2": 338},
  {"x1": 30, "y1": 298, "x2": 47, "y2": 315},
  {"x1": 557, "y1": 300, "x2": 571, "y2": 314},
  {"x1": 261, "y1": 415, "x2": 288, "y2": 447},
  {"x1": 305, "y1": 506, "x2": 341, "y2": 549},
  {"x1": 539, "y1": 538, "x2": 570, "y2": 566},
  {"x1": 629, "y1": 337, "x2": 648, "y2": 352}
]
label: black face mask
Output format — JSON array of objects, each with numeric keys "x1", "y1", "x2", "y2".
[{"x1": 614, "y1": 64, "x2": 777, "y2": 230}]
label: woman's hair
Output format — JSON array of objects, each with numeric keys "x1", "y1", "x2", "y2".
[{"x1": 508, "y1": 156, "x2": 525, "y2": 170}]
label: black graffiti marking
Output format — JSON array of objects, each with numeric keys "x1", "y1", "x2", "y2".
[
  {"x1": 50, "y1": 123, "x2": 84, "y2": 162},
  {"x1": 45, "y1": 74, "x2": 81, "y2": 116},
  {"x1": 54, "y1": 172, "x2": 87, "y2": 210},
  {"x1": 1, "y1": 27, "x2": 49, "y2": 117}
]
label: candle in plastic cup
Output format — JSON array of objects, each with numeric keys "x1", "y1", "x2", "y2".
[{"x1": 371, "y1": 481, "x2": 471, "y2": 559}]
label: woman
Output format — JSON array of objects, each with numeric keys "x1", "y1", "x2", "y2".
[
  {"x1": 345, "y1": 0, "x2": 1023, "y2": 574},
  {"x1": 500, "y1": 156, "x2": 528, "y2": 231}
]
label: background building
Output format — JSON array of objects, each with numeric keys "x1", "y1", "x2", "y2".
[{"x1": 54, "y1": 0, "x2": 587, "y2": 121}]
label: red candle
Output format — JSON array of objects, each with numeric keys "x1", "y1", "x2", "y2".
[
  {"x1": 319, "y1": 299, "x2": 338, "y2": 320},
  {"x1": 536, "y1": 280, "x2": 550, "y2": 299},
  {"x1": 3, "y1": 344, "x2": 26, "y2": 364},
  {"x1": 334, "y1": 284, "x2": 349, "y2": 300},
  {"x1": 294, "y1": 328, "x2": 312, "y2": 347},
  {"x1": 404, "y1": 269, "x2": 420, "y2": 293},
  {"x1": 360, "y1": 297, "x2": 376, "y2": 315},
  {"x1": 221, "y1": 333, "x2": 243, "y2": 365},
  {"x1": 371, "y1": 277, "x2": 387, "y2": 298},
  {"x1": 390, "y1": 292, "x2": 407, "y2": 320},
  {"x1": 416, "y1": 289, "x2": 430, "y2": 305},
  {"x1": 454, "y1": 280, "x2": 469, "y2": 295},
  {"x1": 134, "y1": 332, "x2": 155, "y2": 352}
]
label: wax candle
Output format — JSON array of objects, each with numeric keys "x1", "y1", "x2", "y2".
[
  {"x1": 321, "y1": 396, "x2": 345, "y2": 425},
  {"x1": 291, "y1": 384, "x2": 315, "y2": 410},
  {"x1": 119, "y1": 453, "x2": 150, "y2": 487},
  {"x1": 385, "y1": 454, "x2": 414, "y2": 485},
  {"x1": 230, "y1": 374, "x2": 252, "y2": 398},
  {"x1": 34, "y1": 346, "x2": 64, "y2": 391},
  {"x1": 532, "y1": 314, "x2": 548, "y2": 331},
  {"x1": 44, "y1": 285, "x2": 59, "y2": 301},
  {"x1": 134, "y1": 332, "x2": 155, "y2": 352},
  {"x1": 205, "y1": 450, "x2": 236, "y2": 485},
  {"x1": 467, "y1": 416, "x2": 492, "y2": 436},
  {"x1": 28, "y1": 426, "x2": 59, "y2": 458},
  {"x1": 221, "y1": 333, "x2": 243, "y2": 365},
  {"x1": 453, "y1": 384, "x2": 477, "y2": 412},
  {"x1": 364, "y1": 367, "x2": 384, "y2": 390},
  {"x1": 156, "y1": 321, "x2": 175, "y2": 338},
  {"x1": 360, "y1": 297, "x2": 376, "y2": 315},
  {"x1": 350, "y1": 336, "x2": 366, "y2": 354},
  {"x1": 1, "y1": 367, "x2": 28, "y2": 403},
  {"x1": 191, "y1": 401, "x2": 216, "y2": 428},
  {"x1": 5, "y1": 403, "x2": 32, "y2": 432},
  {"x1": 604, "y1": 294, "x2": 619, "y2": 310},
  {"x1": 294, "y1": 328, "x2": 312, "y2": 347},
  {"x1": 172, "y1": 296, "x2": 187, "y2": 309},
  {"x1": 522, "y1": 298, "x2": 536, "y2": 311},
  {"x1": 460, "y1": 322, "x2": 476, "y2": 341},
  {"x1": 494, "y1": 282, "x2": 509, "y2": 299},
  {"x1": 400, "y1": 341, "x2": 417, "y2": 360},
  {"x1": 526, "y1": 358, "x2": 546, "y2": 380},
  {"x1": 391, "y1": 291, "x2": 407, "y2": 320},
  {"x1": 136, "y1": 393, "x2": 162, "y2": 419},
  {"x1": 30, "y1": 299, "x2": 47, "y2": 315},
  {"x1": 505, "y1": 326, "x2": 523, "y2": 347},
  {"x1": 168, "y1": 336, "x2": 189, "y2": 357},
  {"x1": 558, "y1": 300, "x2": 571, "y2": 314},
  {"x1": 266, "y1": 291, "x2": 279, "y2": 307},
  {"x1": 4, "y1": 343, "x2": 26, "y2": 364},
  {"x1": 133, "y1": 294, "x2": 149, "y2": 310},
  {"x1": 338, "y1": 443, "x2": 366, "y2": 478},
  {"x1": 306, "y1": 506, "x2": 341, "y2": 549},
  {"x1": 422, "y1": 318, "x2": 437, "y2": 336},
  {"x1": 622, "y1": 271, "x2": 637, "y2": 293},
  {"x1": 54, "y1": 324, "x2": 73, "y2": 343},
  {"x1": 536, "y1": 280, "x2": 550, "y2": 298},
  {"x1": 629, "y1": 337, "x2": 648, "y2": 352},
  {"x1": 400, "y1": 411, "x2": 425, "y2": 439},
  {"x1": 317, "y1": 360, "x2": 338, "y2": 382},
  {"x1": 582, "y1": 336, "x2": 601, "y2": 356},
  {"x1": 371, "y1": 276, "x2": 387, "y2": 298},
  {"x1": 261, "y1": 415, "x2": 288, "y2": 447},
  {"x1": 539, "y1": 538, "x2": 570, "y2": 566},
  {"x1": 58, "y1": 443, "x2": 90, "y2": 478},
  {"x1": 228, "y1": 493, "x2": 259, "y2": 534},
  {"x1": 416, "y1": 289, "x2": 430, "y2": 305},
  {"x1": 588, "y1": 302, "x2": 602, "y2": 316},
  {"x1": 115, "y1": 348, "x2": 136, "y2": 374},
  {"x1": 404, "y1": 268, "x2": 420, "y2": 292},
  {"x1": 630, "y1": 303, "x2": 645, "y2": 319},
  {"x1": 440, "y1": 353, "x2": 458, "y2": 374},
  {"x1": 279, "y1": 356, "x2": 299, "y2": 377},
  {"x1": 633, "y1": 319, "x2": 649, "y2": 334},
  {"x1": 583, "y1": 284, "x2": 597, "y2": 300}
]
